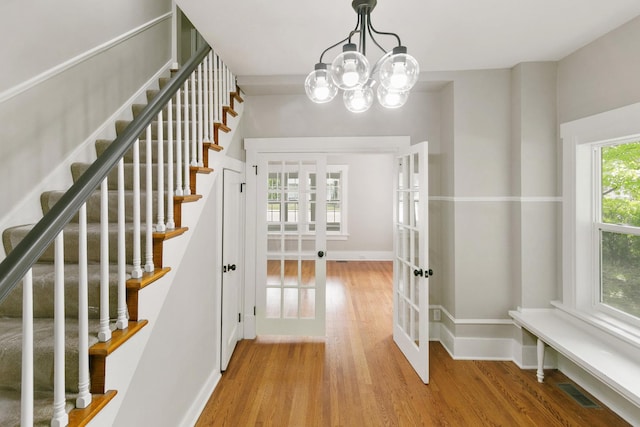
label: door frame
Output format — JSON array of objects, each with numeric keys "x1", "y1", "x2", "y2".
[{"x1": 244, "y1": 136, "x2": 410, "y2": 338}]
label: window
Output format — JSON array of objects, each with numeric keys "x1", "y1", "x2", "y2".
[
  {"x1": 267, "y1": 165, "x2": 348, "y2": 237},
  {"x1": 561, "y1": 101, "x2": 640, "y2": 337},
  {"x1": 596, "y1": 141, "x2": 640, "y2": 321}
]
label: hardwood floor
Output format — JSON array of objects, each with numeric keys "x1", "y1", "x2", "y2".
[{"x1": 196, "y1": 261, "x2": 629, "y2": 426}]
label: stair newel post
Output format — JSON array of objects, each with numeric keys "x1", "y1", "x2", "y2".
[
  {"x1": 131, "y1": 138, "x2": 143, "y2": 279},
  {"x1": 144, "y1": 125, "x2": 155, "y2": 272},
  {"x1": 76, "y1": 203, "x2": 92, "y2": 408},
  {"x1": 213, "y1": 53, "x2": 219, "y2": 124},
  {"x1": 51, "y1": 233, "x2": 68, "y2": 427},
  {"x1": 197, "y1": 63, "x2": 204, "y2": 167},
  {"x1": 166, "y1": 99, "x2": 175, "y2": 230},
  {"x1": 98, "y1": 179, "x2": 112, "y2": 342},
  {"x1": 203, "y1": 55, "x2": 210, "y2": 143},
  {"x1": 190, "y1": 72, "x2": 197, "y2": 167},
  {"x1": 21, "y1": 268, "x2": 34, "y2": 426},
  {"x1": 175, "y1": 88, "x2": 184, "y2": 197},
  {"x1": 116, "y1": 159, "x2": 128, "y2": 329},
  {"x1": 156, "y1": 111, "x2": 166, "y2": 233},
  {"x1": 208, "y1": 52, "x2": 214, "y2": 141}
]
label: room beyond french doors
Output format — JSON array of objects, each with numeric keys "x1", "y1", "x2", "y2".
[
  {"x1": 255, "y1": 155, "x2": 327, "y2": 336},
  {"x1": 393, "y1": 142, "x2": 430, "y2": 383}
]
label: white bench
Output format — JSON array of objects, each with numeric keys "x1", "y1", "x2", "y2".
[{"x1": 509, "y1": 307, "x2": 640, "y2": 409}]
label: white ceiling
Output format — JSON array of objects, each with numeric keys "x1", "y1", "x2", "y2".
[{"x1": 181, "y1": 0, "x2": 640, "y2": 93}]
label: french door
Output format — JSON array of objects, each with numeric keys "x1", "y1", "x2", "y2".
[
  {"x1": 221, "y1": 168, "x2": 243, "y2": 370},
  {"x1": 255, "y1": 155, "x2": 327, "y2": 336},
  {"x1": 393, "y1": 142, "x2": 430, "y2": 383}
]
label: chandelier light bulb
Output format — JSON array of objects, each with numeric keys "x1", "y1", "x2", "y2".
[
  {"x1": 342, "y1": 59, "x2": 361, "y2": 87},
  {"x1": 389, "y1": 62, "x2": 409, "y2": 90},
  {"x1": 343, "y1": 86, "x2": 374, "y2": 113},
  {"x1": 379, "y1": 46, "x2": 419, "y2": 92},
  {"x1": 376, "y1": 84, "x2": 409, "y2": 109},
  {"x1": 330, "y1": 44, "x2": 370, "y2": 90},
  {"x1": 305, "y1": 63, "x2": 338, "y2": 103}
]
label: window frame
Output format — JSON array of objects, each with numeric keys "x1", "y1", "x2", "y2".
[
  {"x1": 561, "y1": 101, "x2": 640, "y2": 342},
  {"x1": 592, "y1": 140, "x2": 640, "y2": 328}
]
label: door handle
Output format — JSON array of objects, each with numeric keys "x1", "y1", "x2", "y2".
[
  {"x1": 223, "y1": 264, "x2": 237, "y2": 273},
  {"x1": 318, "y1": 251, "x2": 325, "y2": 258},
  {"x1": 414, "y1": 268, "x2": 434, "y2": 277}
]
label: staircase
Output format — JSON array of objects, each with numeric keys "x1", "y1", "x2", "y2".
[{"x1": 0, "y1": 45, "x2": 243, "y2": 426}]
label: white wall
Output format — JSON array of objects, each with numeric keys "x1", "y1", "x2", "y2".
[
  {"x1": 326, "y1": 153, "x2": 394, "y2": 259},
  {"x1": 0, "y1": 1, "x2": 171, "y2": 93},
  {"x1": 558, "y1": 15, "x2": 640, "y2": 123},
  {"x1": 0, "y1": 1, "x2": 172, "y2": 241},
  {"x1": 112, "y1": 171, "x2": 220, "y2": 426}
]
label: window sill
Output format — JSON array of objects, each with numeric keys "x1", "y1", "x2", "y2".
[{"x1": 551, "y1": 300, "x2": 640, "y2": 350}]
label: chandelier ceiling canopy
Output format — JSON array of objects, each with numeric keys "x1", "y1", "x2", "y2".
[{"x1": 305, "y1": 0, "x2": 420, "y2": 113}]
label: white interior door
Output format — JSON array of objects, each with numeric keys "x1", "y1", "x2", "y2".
[
  {"x1": 221, "y1": 168, "x2": 243, "y2": 370},
  {"x1": 393, "y1": 142, "x2": 430, "y2": 383},
  {"x1": 255, "y1": 155, "x2": 327, "y2": 336}
]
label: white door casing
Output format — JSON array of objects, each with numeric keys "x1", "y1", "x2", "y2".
[{"x1": 393, "y1": 142, "x2": 430, "y2": 383}]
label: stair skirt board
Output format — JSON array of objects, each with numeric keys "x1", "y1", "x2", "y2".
[{"x1": 0, "y1": 63, "x2": 243, "y2": 425}]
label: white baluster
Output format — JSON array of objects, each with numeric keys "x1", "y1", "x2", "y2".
[
  {"x1": 145, "y1": 125, "x2": 155, "y2": 272},
  {"x1": 175, "y1": 88, "x2": 184, "y2": 197},
  {"x1": 203, "y1": 55, "x2": 211, "y2": 142},
  {"x1": 21, "y1": 268, "x2": 34, "y2": 426},
  {"x1": 190, "y1": 72, "x2": 197, "y2": 166},
  {"x1": 131, "y1": 138, "x2": 143, "y2": 278},
  {"x1": 98, "y1": 179, "x2": 111, "y2": 342},
  {"x1": 167, "y1": 99, "x2": 175, "y2": 230},
  {"x1": 116, "y1": 159, "x2": 128, "y2": 329},
  {"x1": 197, "y1": 63, "x2": 204, "y2": 167},
  {"x1": 76, "y1": 204, "x2": 91, "y2": 408},
  {"x1": 51, "y1": 233, "x2": 68, "y2": 427},
  {"x1": 213, "y1": 53, "x2": 219, "y2": 123},
  {"x1": 156, "y1": 111, "x2": 166, "y2": 232},
  {"x1": 183, "y1": 81, "x2": 191, "y2": 196},
  {"x1": 208, "y1": 53, "x2": 214, "y2": 140}
]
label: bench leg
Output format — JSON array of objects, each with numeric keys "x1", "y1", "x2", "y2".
[{"x1": 536, "y1": 338, "x2": 545, "y2": 383}]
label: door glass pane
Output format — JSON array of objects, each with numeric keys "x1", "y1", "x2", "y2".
[{"x1": 283, "y1": 288, "x2": 299, "y2": 318}]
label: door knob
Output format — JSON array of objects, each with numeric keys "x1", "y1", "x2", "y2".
[{"x1": 318, "y1": 251, "x2": 325, "y2": 258}]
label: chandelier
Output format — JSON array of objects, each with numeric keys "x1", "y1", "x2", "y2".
[{"x1": 304, "y1": 0, "x2": 419, "y2": 113}]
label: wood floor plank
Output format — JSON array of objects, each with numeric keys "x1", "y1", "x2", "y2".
[{"x1": 196, "y1": 261, "x2": 630, "y2": 426}]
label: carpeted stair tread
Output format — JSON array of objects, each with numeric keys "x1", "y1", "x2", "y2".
[
  {"x1": 0, "y1": 317, "x2": 102, "y2": 393},
  {"x1": 0, "y1": 263, "x2": 127, "y2": 319},
  {"x1": 41, "y1": 190, "x2": 165, "y2": 224},
  {"x1": 0, "y1": 388, "x2": 75, "y2": 427},
  {"x1": 71, "y1": 162, "x2": 181, "y2": 191},
  {"x1": 3, "y1": 222, "x2": 153, "y2": 264},
  {"x1": 95, "y1": 138, "x2": 197, "y2": 165},
  {"x1": 116, "y1": 119, "x2": 217, "y2": 141}
]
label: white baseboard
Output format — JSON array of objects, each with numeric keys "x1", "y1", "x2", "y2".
[
  {"x1": 438, "y1": 323, "x2": 514, "y2": 360},
  {"x1": 179, "y1": 369, "x2": 223, "y2": 427}
]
